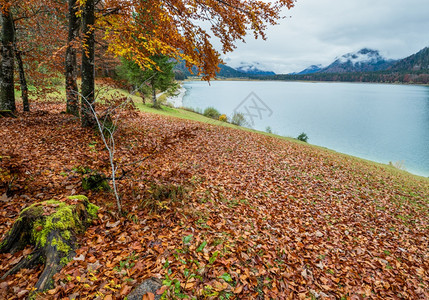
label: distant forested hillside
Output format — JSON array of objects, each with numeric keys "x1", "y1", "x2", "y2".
[
  {"x1": 389, "y1": 47, "x2": 429, "y2": 72},
  {"x1": 255, "y1": 47, "x2": 429, "y2": 84},
  {"x1": 253, "y1": 71, "x2": 429, "y2": 84}
]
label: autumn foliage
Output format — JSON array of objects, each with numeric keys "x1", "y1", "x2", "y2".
[
  {"x1": 1, "y1": 0, "x2": 295, "y2": 115},
  {"x1": 100, "y1": 0, "x2": 295, "y2": 79},
  {"x1": 1, "y1": 0, "x2": 428, "y2": 299}
]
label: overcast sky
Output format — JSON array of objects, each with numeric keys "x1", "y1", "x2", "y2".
[{"x1": 221, "y1": 0, "x2": 429, "y2": 74}]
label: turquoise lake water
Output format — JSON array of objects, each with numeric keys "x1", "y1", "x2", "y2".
[{"x1": 182, "y1": 81, "x2": 429, "y2": 177}]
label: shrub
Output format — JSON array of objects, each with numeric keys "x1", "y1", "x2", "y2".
[
  {"x1": 265, "y1": 126, "x2": 272, "y2": 133},
  {"x1": 297, "y1": 132, "x2": 309, "y2": 142},
  {"x1": 230, "y1": 112, "x2": 247, "y2": 126},
  {"x1": 203, "y1": 107, "x2": 221, "y2": 119},
  {"x1": 219, "y1": 114, "x2": 228, "y2": 122}
]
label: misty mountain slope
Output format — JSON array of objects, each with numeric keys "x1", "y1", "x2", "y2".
[
  {"x1": 320, "y1": 48, "x2": 397, "y2": 73},
  {"x1": 235, "y1": 62, "x2": 276, "y2": 75}
]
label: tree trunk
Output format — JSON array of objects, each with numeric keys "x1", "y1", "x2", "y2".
[
  {"x1": 15, "y1": 48, "x2": 29, "y2": 112},
  {"x1": 0, "y1": 3, "x2": 16, "y2": 112},
  {"x1": 65, "y1": 0, "x2": 80, "y2": 116},
  {"x1": 151, "y1": 79, "x2": 159, "y2": 108},
  {"x1": 81, "y1": 0, "x2": 95, "y2": 127},
  {"x1": 0, "y1": 196, "x2": 99, "y2": 293}
]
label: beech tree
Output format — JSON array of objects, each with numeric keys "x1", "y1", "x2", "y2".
[
  {"x1": 80, "y1": 0, "x2": 95, "y2": 127},
  {"x1": 14, "y1": 36, "x2": 29, "y2": 112},
  {"x1": 0, "y1": 0, "x2": 67, "y2": 112},
  {"x1": 13, "y1": 0, "x2": 66, "y2": 112},
  {"x1": 77, "y1": 0, "x2": 295, "y2": 125},
  {"x1": 65, "y1": 0, "x2": 80, "y2": 116},
  {"x1": 0, "y1": 1, "x2": 15, "y2": 112}
]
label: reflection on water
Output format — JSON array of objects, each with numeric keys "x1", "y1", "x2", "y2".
[{"x1": 183, "y1": 81, "x2": 429, "y2": 177}]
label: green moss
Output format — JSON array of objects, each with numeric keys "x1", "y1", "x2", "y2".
[
  {"x1": 21, "y1": 204, "x2": 44, "y2": 219},
  {"x1": 68, "y1": 195, "x2": 99, "y2": 219},
  {"x1": 60, "y1": 256, "x2": 72, "y2": 266},
  {"x1": 32, "y1": 219, "x2": 46, "y2": 246},
  {"x1": 31, "y1": 201, "x2": 79, "y2": 247},
  {"x1": 9, "y1": 198, "x2": 99, "y2": 254},
  {"x1": 43, "y1": 199, "x2": 63, "y2": 205},
  {"x1": 67, "y1": 195, "x2": 88, "y2": 202},
  {"x1": 51, "y1": 237, "x2": 71, "y2": 254},
  {"x1": 87, "y1": 203, "x2": 99, "y2": 218},
  {"x1": 61, "y1": 230, "x2": 71, "y2": 240}
]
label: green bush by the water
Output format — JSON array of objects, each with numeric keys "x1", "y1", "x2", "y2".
[
  {"x1": 297, "y1": 132, "x2": 309, "y2": 142},
  {"x1": 203, "y1": 107, "x2": 221, "y2": 119}
]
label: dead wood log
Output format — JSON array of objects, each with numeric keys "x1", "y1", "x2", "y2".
[{"x1": 0, "y1": 195, "x2": 99, "y2": 292}]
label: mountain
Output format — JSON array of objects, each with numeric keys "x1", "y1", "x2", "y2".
[
  {"x1": 257, "y1": 46, "x2": 429, "y2": 84},
  {"x1": 173, "y1": 60, "x2": 246, "y2": 78},
  {"x1": 218, "y1": 64, "x2": 248, "y2": 77},
  {"x1": 234, "y1": 62, "x2": 276, "y2": 75},
  {"x1": 291, "y1": 64, "x2": 322, "y2": 75},
  {"x1": 389, "y1": 47, "x2": 429, "y2": 72},
  {"x1": 319, "y1": 48, "x2": 397, "y2": 73}
]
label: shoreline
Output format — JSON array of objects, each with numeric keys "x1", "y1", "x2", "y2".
[
  {"x1": 184, "y1": 77, "x2": 429, "y2": 87},
  {"x1": 166, "y1": 85, "x2": 187, "y2": 108}
]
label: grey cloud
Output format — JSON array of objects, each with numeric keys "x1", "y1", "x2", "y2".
[{"x1": 222, "y1": 0, "x2": 429, "y2": 73}]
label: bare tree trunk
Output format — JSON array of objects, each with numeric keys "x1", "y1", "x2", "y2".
[
  {"x1": 151, "y1": 78, "x2": 159, "y2": 108},
  {"x1": 66, "y1": 0, "x2": 80, "y2": 116},
  {"x1": 14, "y1": 48, "x2": 29, "y2": 112},
  {"x1": 81, "y1": 0, "x2": 95, "y2": 127},
  {"x1": 0, "y1": 3, "x2": 16, "y2": 112}
]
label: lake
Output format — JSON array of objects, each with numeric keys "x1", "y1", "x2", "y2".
[{"x1": 181, "y1": 80, "x2": 429, "y2": 177}]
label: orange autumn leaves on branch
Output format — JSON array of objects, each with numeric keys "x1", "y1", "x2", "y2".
[{"x1": 97, "y1": 0, "x2": 295, "y2": 79}]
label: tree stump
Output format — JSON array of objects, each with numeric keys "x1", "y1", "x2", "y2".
[{"x1": 0, "y1": 195, "x2": 99, "y2": 292}]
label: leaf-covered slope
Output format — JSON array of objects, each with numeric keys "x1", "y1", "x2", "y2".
[{"x1": 0, "y1": 103, "x2": 428, "y2": 299}]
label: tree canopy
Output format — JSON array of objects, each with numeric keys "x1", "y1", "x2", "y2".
[
  {"x1": 118, "y1": 55, "x2": 178, "y2": 107},
  {"x1": 101, "y1": 0, "x2": 295, "y2": 80},
  {"x1": 0, "y1": 0, "x2": 295, "y2": 122}
]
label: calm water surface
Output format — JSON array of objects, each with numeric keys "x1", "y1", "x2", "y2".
[{"x1": 182, "y1": 81, "x2": 429, "y2": 177}]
